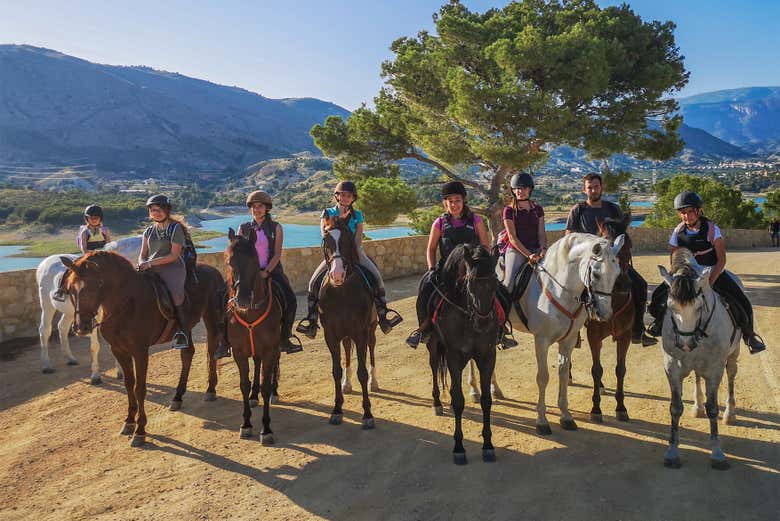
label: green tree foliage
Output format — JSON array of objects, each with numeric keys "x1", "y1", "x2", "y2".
[
  {"x1": 644, "y1": 174, "x2": 763, "y2": 229},
  {"x1": 763, "y1": 190, "x2": 780, "y2": 218},
  {"x1": 409, "y1": 206, "x2": 443, "y2": 235},
  {"x1": 311, "y1": 0, "x2": 688, "y2": 236},
  {"x1": 356, "y1": 177, "x2": 417, "y2": 225}
]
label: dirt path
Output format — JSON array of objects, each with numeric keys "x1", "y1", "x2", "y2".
[{"x1": 1, "y1": 251, "x2": 778, "y2": 521}]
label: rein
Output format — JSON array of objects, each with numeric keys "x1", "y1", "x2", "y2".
[
  {"x1": 432, "y1": 272, "x2": 496, "y2": 330},
  {"x1": 668, "y1": 286, "x2": 717, "y2": 351},
  {"x1": 230, "y1": 277, "x2": 275, "y2": 357}
]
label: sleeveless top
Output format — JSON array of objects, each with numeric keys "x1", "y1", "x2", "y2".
[
  {"x1": 239, "y1": 218, "x2": 281, "y2": 272},
  {"x1": 435, "y1": 213, "x2": 481, "y2": 263},
  {"x1": 78, "y1": 225, "x2": 107, "y2": 250},
  {"x1": 673, "y1": 217, "x2": 719, "y2": 267}
]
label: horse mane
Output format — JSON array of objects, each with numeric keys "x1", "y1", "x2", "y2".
[
  {"x1": 66, "y1": 250, "x2": 134, "y2": 281},
  {"x1": 599, "y1": 217, "x2": 632, "y2": 266},
  {"x1": 441, "y1": 243, "x2": 494, "y2": 287},
  {"x1": 669, "y1": 248, "x2": 700, "y2": 304}
]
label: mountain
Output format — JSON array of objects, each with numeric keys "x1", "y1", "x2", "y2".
[
  {"x1": 678, "y1": 87, "x2": 780, "y2": 154},
  {"x1": 0, "y1": 45, "x2": 349, "y2": 172}
]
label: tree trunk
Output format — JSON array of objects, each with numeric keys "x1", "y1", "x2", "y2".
[{"x1": 484, "y1": 166, "x2": 511, "y2": 243}]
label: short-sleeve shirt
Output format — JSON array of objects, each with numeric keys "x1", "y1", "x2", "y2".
[
  {"x1": 503, "y1": 203, "x2": 544, "y2": 250},
  {"x1": 322, "y1": 206, "x2": 365, "y2": 235},
  {"x1": 565, "y1": 201, "x2": 622, "y2": 235},
  {"x1": 145, "y1": 222, "x2": 186, "y2": 261},
  {"x1": 432, "y1": 213, "x2": 485, "y2": 233},
  {"x1": 669, "y1": 222, "x2": 722, "y2": 247}
]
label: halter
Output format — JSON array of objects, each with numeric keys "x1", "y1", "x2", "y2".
[{"x1": 667, "y1": 286, "x2": 716, "y2": 351}]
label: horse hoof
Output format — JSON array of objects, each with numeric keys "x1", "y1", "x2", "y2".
[
  {"x1": 491, "y1": 389, "x2": 505, "y2": 400},
  {"x1": 240, "y1": 427, "x2": 253, "y2": 439},
  {"x1": 42, "y1": 367, "x2": 55, "y2": 374},
  {"x1": 482, "y1": 449, "x2": 496, "y2": 462},
  {"x1": 90, "y1": 375, "x2": 102, "y2": 385},
  {"x1": 536, "y1": 423, "x2": 552, "y2": 436},
  {"x1": 66, "y1": 359, "x2": 79, "y2": 366},
  {"x1": 270, "y1": 394, "x2": 280, "y2": 405},
  {"x1": 724, "y1": 413, "x2": 737, "y2": 425},
  {"x1": 664, "y1": 457, "x2": 682, "y2": 469},
  {"x1": 590, "y1": 413, "x2": 603, "y2": 423},
  {"x1": 341, "y1": 384, "x2": 353, "y2": 394},
  {"x1": 130, "y1": 435, "x2": 146, "y2": 447},
  {"x1": 469, "y1": 393, "x2": 480, "y2": 404},
  {"x1": 362, "y1": 418, "x2": 375, "y2": 430},
  {"x1": 168, "y1": 401, "x2": 182, "y2": 411},
  {"x1": 711, "y1": 459, "x2": 730, "y2": 471},
  {"x1": 203, "y1": 392, "x2": 217, "y2": 402},
  {"x1": 453, "y1": 453, "x2": 467, "y2": 466},
  {"x1": 119, "y1": 423, "x2": 136, "y2": 436},
  {"x1": 370, "y1": 382, "x2": 380, "y2": 392},
  {"x1": 616, "y1": 410, "x2": 630, "y2": 422},
  {"x1": 248, "y1": 399, "x2": 259, "y2": 408},
  {"x1": 433, "y1": 405, "x2": 444, "y2": 416},
  {"x1": 261, "y1": 433, "x2": 275, "y2": 445},
  {"x1": 560, "y1": 418, "x2": 578, "y2": 431},
  {"x1": 329, "y1": 414, "x2": 343, "y2": 425}
]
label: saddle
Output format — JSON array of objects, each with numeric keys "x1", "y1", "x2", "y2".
[
  {"x1": 509, "y1": 263, "x2": 535, "y2": 329},
  {"x1": 142, "y1": 271, "x2": 176, "y2": 321}
]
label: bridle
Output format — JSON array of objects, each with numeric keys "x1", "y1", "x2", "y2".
[
  {"x1": 667, "y1": 279, "x2": 719, "y2": 351},
  {"x1": 433, "y1": 264, "x2": 497, "y2": 332}
]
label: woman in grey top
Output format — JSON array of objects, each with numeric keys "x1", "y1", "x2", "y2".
[{"x1": 138, "y1": 194, "x2": 189, "y2": 349}]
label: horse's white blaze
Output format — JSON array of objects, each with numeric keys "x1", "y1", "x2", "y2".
[{"x1": 327, "y1": 229, "x2": 346, "y2": 285}]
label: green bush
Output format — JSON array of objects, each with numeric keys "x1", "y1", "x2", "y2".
[
  {"x1": 356, "y1": 177, "x2": 417, "y2": 226},
  {"x1": 409, "y1": 206, "x2": 442, "y2": 235}
]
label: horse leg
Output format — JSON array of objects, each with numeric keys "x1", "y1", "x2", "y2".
[
  {"x1": 271, "y1": 358, "x2": 280, "y2": 404},
  {"x1": 490, "y1": 358, "x2": 503, "y2": 399},
  {"x1": 249, "y1": 359, "x2": 260, "y2": 407},
  {"x1": 723, "y1": 351, "x2": 739, "y2": 425},
  {"x1": 341, "y1": 339, "x2": 353, "y2": 394},
  {"x1": 170, "y1": 338, "x2": 195, "y2": 411},
  {"x1": 467, "y1": 359, "x2": 480, "y2": 403},
  {"x1": 705, "y1": 371, "x2": 729, "y2": 469},
  {"x1": 356, "y1": 339, "x2": 374, "y2": 429},
  {"x1": 260, "y1": 352, "x2": 278, "y2": 444},
  {"x1": 57, "y1": 312, "x2": 78, "y2": 366},
  {"x1": 236, "y1": 355, "x2": 253, "y2": 439},
  {"x1": 477, "y1": 350, "x2": 497, "y2": 462},
  {"x1": 449, "y1": 352, "x2": 467, "y2": 465},
  {"x1": 663, "y1": 370, "x2": 684, "y2": 468},
  {"x1": 692, "y1": 373, "x2": 706, "y2": 418},
  {"x1": 130, "y1": 352, "x2": 149, "y2": 447},
  {"x1": 114, "y1": 350, "x2": 137, "y2": 437},
  {"x1": 557, "y1": 338, "x2": 577, "y2": 431},
  {"x1": 203, "y1": 328, "x2": 218, "y2": 402},
  {"x1": 534, "y1": 337, "x2": 552, "y2": 435},
  {"x1": 368, "y1": 332, "x2": 379, "y2": 392},
  {"x1": 39, "y1": 292, "x2": 56, "y2": 374},
  {"x1": 428, "y1": 344, "x2": 444, "y2": 416},
  {"x1": 326, "y1": 331, "x2": 344, "y2": 425},
  {"x1": 587, "y1": 330, "x2": 604, "y2": 422},
  {"x1": 615, "y1": 336, "x2": 630, "y2": 422},
  {"x1": 88, "y1": 330, "x2": 102, "y2": 384}
]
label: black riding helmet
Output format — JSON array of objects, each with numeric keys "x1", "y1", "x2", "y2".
[
  {"x1": 510, "y1": 172, "x2": 534, "y2": 191},
  {"x1": 441, "y1": 181, "x2": 467, "y2": 199},
  {"x1": 146, "y1": 194, "x2": 172, "y2": 210},
  {"x1": 84, "y1": 204, "x2": 104, "y2": 219},
  {"x1": 334, "y1": 181, "x2": 358, "y2": 201},
  {"x1": 673, "y1": 191, "x2": 702, "y2": 210}
]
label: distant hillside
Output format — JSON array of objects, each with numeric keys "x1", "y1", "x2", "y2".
[{"x1": 0, "y1": 45, "x2": 349, "y2": 173}]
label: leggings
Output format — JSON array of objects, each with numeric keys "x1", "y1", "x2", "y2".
[
  {"x1": 307, "y1": 247, "x2": 384, "y2": 294},
  {"x1": 502, "y1": 247, "x2": 536, "y2": 291}
]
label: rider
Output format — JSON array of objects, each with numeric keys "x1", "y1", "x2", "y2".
[
  {"x1": 53, "y1": 204, "x2": 112, "y2": 301},
  {"x1": 296, "y1": 181, "x2": 403, "y2": 339},
  {"x1": 405, "y1": 181, "x2": 491, "y2": 349},
  {"x1": 213, "y1": 190, "x2": 302, "y2": 359},
  {"x1": 565, "y1": 173, "x2": 657, "y2": 347},
  {"x1": 138, "y1": 195, "x2": 190, "y2": 350},
  {"x1": 501, "y1": 173, "x2": 547, "y2": 292},
  {"x1": 647, "y1": 191, "x2": 766, "y2": 354}
]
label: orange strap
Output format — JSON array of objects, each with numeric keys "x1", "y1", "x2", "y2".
[
  {"x1": 536, "y1": 273, "x2": 583, "y2": 343},
  {"x1": 232, "y1": 278, "x2": 274, "y2": 357}
]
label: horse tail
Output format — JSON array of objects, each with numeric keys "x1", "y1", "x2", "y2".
[{"x1": 432, "y1": 337, "x2": 448, "y2": 391}]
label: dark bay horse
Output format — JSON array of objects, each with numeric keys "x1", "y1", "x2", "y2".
[
  {"x1": 60, "y1": 251, "x2": 225, "y2": 447},
  {"x1": 319, "y1": 217, "x2": 378, "y2": 429},
  {"x1": 427, "y1": 243, "x2": 499, "y2": 465},
  {"x1": 225, "y1": 228, "x2": 283, "y2": 444},
  {"x1": 585, "y1": 216, "x2": 635, "y2": 423}
]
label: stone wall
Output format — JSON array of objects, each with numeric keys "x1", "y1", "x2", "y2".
[{"x1": 0, "y1": 229, "x2": 771, "y2": 343}]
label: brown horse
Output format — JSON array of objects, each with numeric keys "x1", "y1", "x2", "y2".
[
  {"x1": 585, "y1": 216, "x2": 635, "y2": 422},
  {"x1": 224, "y1": 228, "x2": 283, "y2": 444},
  {"x1": 60, "y1": 251, "x2": 225, "y2": 447},
  {"x1": 319, "y1": 217, "x2": 378, "y2": 429}
]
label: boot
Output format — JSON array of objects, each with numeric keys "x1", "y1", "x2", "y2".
[
  {"x1": 295, "y1": 296, "x2": 319, "y2": 339},
  {"x1": 497, "y1": 322, "x2": 518, "y2": 350},
  {"x1": 632, "y1": 322, "x2": 658, "y2": 347},
  {"x1": 280, "y1": 319, "x2": 303, "y2": 354},
  {"x1": 172, "y1": 305, "x2": 190, "y2": 350},
  {"x1": 52, "y1": 275, "x2": 68, "y2": 302},
  {"x1": 405, "y1": 326, "x2": 430, "y2": 349},
  {"x1": 375, "y1": 289, "x2": 403, "y2": 334},
  {"x1": 746, "y1": 334, "x2": 766, "y2": 354},
  {"x1": 213, "y1": 317, "x2": 231, "y2": 360},
  {"x1": 647, "y1": 319, "x2": 663, "y2": 337}
]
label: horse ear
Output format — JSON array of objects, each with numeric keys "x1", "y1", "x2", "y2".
[
  {"x1": 228, "y1": 228, "x2": 236, "y2": 241},
  {"x1": 60, "y1": 256, "x2": 76, "y2": 270},
  {"x1": 659, "y1": 265, "x2": 673, "y2": 286},
  {"x1": 611, "y1": 234, "x2": 625, "y2": 256},
  {"x1": 596, "y1": 218, "x2": 605, "y2": 235}
]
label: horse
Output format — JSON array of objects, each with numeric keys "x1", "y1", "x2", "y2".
[
  {"x1": 483, "y1": 232, "x2": 625, "y2": 434},
  {"x1": 658, "y1": 248, "x2": 740, "y2": 470},
  {"x1": 36, "y1": 236, "x2": 142, "y2": 382},
  {"x1": 584, "y1": 216, "x2": 636, "y2": 423},
  {"x1": 427, "y1": 243, "x2": 500, "y2": 465},
  {"x1": 318, "y1": 217, "x2": 379, "y2": 429},
  {"x1": 59, "y1": 250, "x2": 225, "y2": 447},
  {"x1": 224, "y1": 228, "x2": 283, "y2": 444}
]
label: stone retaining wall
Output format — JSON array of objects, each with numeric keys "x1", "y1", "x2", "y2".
[{"x1": 0, "y1": 228, "x2": 771, "y2": 343}]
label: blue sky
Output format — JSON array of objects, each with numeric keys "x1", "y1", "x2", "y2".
[{"x1": 2, "y1": 0, "x2": 778, "y2": 110}]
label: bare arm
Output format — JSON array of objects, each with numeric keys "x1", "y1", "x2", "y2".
[
  {"x1": 320, "y1": 217, "x2": 328, "y2": 237},
  {"x1": 139, "y1": 233, "x2": 149, "y2": 264},
  {"x1": 538, "y1": 216, "x2": 548, "y2": 258},
  {"x1": 426, "y1": 223, "x2": 441, "y2": 270},
  {"x1": 104, "y1": 228, "x2": 112, "y2": 244},
  {"x1": 79, "y1": 229, "x2": 89, "y2": 254}
]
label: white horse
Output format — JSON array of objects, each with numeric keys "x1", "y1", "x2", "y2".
[
  {"x1": 658, "y1": 249, "x2": 740, "y2": 470},
  {"x1": 37, "y1": 236, "x2": 142, "y2": 383},
  {"x1": 472, "y1": 233, "x2": 624, "y2": 434}
]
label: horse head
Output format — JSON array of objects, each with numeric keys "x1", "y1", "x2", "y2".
[
  {"x1": 598, "y1": 215, "x2": 632, "y2": 270},
  {"x1": 322, "y1": 217, "x2": 358, "y2": 287},
  {"x1": 444, "y1": 243, "x2": 499, "y2": 329},
  {"x1": 59, "y1": 254, "x2": 104, "y2": 335},
  {"x1": 569, "y1": 234, "x2": 625, "y2": 322},
  {"x1": 225, "y1": 227, "x2": 263, "y2": 311}
]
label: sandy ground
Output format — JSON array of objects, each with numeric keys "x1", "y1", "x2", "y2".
[{"x1": 0, "y1": 251, "x2": 778, "y2": 521}]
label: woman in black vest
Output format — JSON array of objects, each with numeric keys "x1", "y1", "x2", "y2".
[
  {"x1": 648, "y1": 191, "x2": 765, "y2": 353},
  {"x1": 214, "y1": 191, "x2": 301, "y2": 359},
  {"x1": 405, "y1": 181, "x2": 490, "y2": 348}
]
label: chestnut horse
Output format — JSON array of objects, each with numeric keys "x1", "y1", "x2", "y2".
[
  {"x1": 224, "y1": 228, "x2": 283, "y2": 444},
  {"x1": 60, "y1": 251, "x2": 225, "y2": 447}
]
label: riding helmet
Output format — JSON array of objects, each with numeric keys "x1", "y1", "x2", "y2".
[
  {"x1": 145, "y1": 194, "x2": 172, "y2": 210},
  {"x1": 673, "y1": 191, "x2": 702, "y2": 210},
  {"x1": 84, "y1": 204, "x2": 104, "y2": 219},
  {"x1": 246, "y1": 190, "x2": 273, "y2": 209},
  {"x1": 441, "y1": 181, "x2": 467, "y2": 199},
  {"x1": 334, "y1": 181, "x2": 358, "y2": 201},
  {"x1": 510, "y1": 173, "x2": 534, "y2": 190}
]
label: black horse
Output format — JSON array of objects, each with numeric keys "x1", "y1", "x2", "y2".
[{"x1": 427, "y1": 243, "x2": 500, "y2": 465}]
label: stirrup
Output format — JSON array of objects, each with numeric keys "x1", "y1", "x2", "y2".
[
  {"x1": 498, "y1": 322, "x2": 518, "y2": 350},
  {"x1": 747, "y1": 334, "x2": 766, "y2": 354},
  {"x1": 378, "y1": 308, "x2": 403, "y2": 334},
  {"x1": 172, "y1": 330, "x2": 189, "y2": 350},
  {"x1": 52, "y1": 291, "x2": 67, "y2": 303},
  {"x1": 383, "y1": 308, "x2": 403, "y2": 327},
  {"x1": 295, "y1": 317, "x2": 318, "y2": 339},
  {"x1": 283, "y1": 335, "x2": 304, "y2": 354},
  {"x1": 405, "y1": 329, "x2": 423, "y2": 349},
  {"x1": 213, "y1": 342, "x2": 231, "y2": 360}
]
